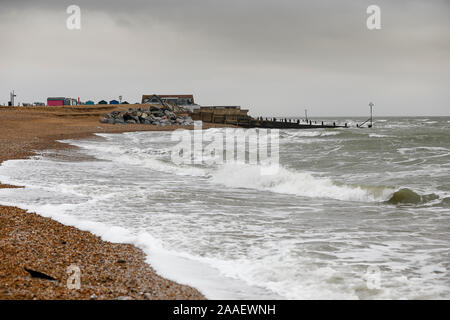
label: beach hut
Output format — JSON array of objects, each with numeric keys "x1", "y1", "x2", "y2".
[
  {"x1": 121, "y1": 101, "x2": 129, "y2": 104},
  {"x1": 47, "y1": 97, "x2": 65, "y2": 106},
  {"x1": 109, "y1": 100, "x2": 119, "y2": 105},
  {"x1": 98, "y1": 100, "x2": 107, "y2": 105},
  {"x1": 85, "y1": 100, "x2": 95, "y2": 105}
]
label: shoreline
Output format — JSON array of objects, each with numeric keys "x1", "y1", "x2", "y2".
[{"x1": 0, "y1": 105, "x2": 232, "y2": 300}]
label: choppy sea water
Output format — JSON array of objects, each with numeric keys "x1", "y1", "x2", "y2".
[{"x1": 0, "y1": 117, "x2": 449, "y2": 299}]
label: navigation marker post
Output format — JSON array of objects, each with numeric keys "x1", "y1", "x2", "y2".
[{"x1": 369, "y1": 102, "x2": 374, "y2": 128}]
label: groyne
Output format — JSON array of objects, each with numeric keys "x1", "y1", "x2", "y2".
[{"x1": 237, "y1": 118, "x2": 348, "y2": 129}]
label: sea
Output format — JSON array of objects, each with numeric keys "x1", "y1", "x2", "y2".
[{"x1": 0, "y1": 117, "x2": 449, "y2": 299}]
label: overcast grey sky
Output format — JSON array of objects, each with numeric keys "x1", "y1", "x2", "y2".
[{"x1": 1, "y1": 0, "x2": 449, "y2": 116}]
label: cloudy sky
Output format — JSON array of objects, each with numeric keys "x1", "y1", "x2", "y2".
[{"x1": 1, "y1": 0, "x2": 449, "y2": 116}]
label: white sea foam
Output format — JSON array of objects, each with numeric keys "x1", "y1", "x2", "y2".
[
  {"x1": 1, "y1": 126, "x2": 448, "y2": 300},
  {"x1": 369, "y1": 133, "x2": 390, "y2": 138},
  {"x1": 209, "y1": 162, "x2": 394, "y2": 202},
  {"x1": 283, "y1": 131, "x2": 340, "y2": 138},
  {"x1": 398, "y1": 147, "x2": 450, "y2": 154},
  {"x1": 63, "y1": 139, "x2": 207, "y2": 177}
]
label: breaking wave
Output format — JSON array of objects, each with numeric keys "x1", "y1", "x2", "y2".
[{"x1": 209, "y1": 163, "x2": 394, "y2": 202}]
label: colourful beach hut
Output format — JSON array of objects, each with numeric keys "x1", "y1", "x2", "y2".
[
  {"x1": 85, "y1": 100, "x2": 95, "y2": 105},
  {"x1": 98, "y1": 100, "x2": 107, "y2": 105},
  {"x1": 109, "y1": 100, "x2": 119, "y2": 105},
  {"x1": 47, "y1": 97, "x2": 65, "y2": 106}
]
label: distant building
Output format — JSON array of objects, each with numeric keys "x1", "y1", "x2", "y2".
[
  {"x1": 85, "y1": 100, "x2": 95, "y2": 105},
  {"x1": 142, "y1": 94, "x2": 194, "y2": 106},
  {"x1": 109, "y1": 100, "x2": 119, "y2": 105},
  {"x1": 47, "y1": 97, "x2": 78, "y2": 106},
  {"x1": 98, "y1": 100, "x2": 107, "y2": 104}
]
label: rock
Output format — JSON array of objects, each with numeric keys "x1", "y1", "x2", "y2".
[
  {"x1": 117, "y1": 296, "x2": 133, "y2": 300},
  {"x1": 144, "y1": 292, "x2": 152, "y2": 299},
  {"x1": 99, "y1": 108, "x2": 194, "y2": 126},
  {"x1": 24, "y1": 268, "x2": 56, "y2": 281}
]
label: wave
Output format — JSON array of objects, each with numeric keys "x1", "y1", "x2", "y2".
[
  {"x1": 398, "y1": 147, "x2": 450, "y2": 154},
  {"x1": 282, "y1": 131, "x2": 340, "y2": 138},
  {"x1": 369, "y1": 133, "x2": 391, "y2": 138},
  {"x1": 439, "y1": 197, "x2": 450, "y2": 207},
  {"x1": 63, "y1": 139, "x2": 207, "y2": 177},
  {"x1": 209, "y1": 163, "x2": 447, "y2": 206},
  {"x1": 209, "y1": 163, "x2": 394, "y2": 202}
]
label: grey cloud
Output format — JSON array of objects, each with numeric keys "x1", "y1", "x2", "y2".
[{"x1": 0, "y1": 0, "x2": 448, "y2": 115}]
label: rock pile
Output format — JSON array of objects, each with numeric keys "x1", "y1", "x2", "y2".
[{"x1": 99, "y1": 106, "x2": 194, "y2": 126}]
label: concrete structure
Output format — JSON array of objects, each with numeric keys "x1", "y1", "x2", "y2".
[
  {"x1": 142, "y1": 94, "x2": 194, "y2": 106},
  {"x1": 192, "y1": 106, "x2": 250, "y2": 125}
]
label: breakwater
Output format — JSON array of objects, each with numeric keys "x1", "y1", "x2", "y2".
[{"x1": 238, "y1": 118, "x2": 348, "y2": 129}]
